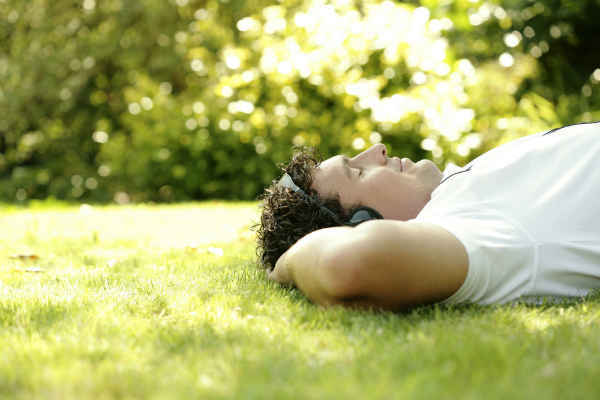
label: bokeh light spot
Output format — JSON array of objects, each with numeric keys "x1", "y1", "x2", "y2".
[
  {"x1": 92, "y1": 131, "x2": 109, "y2": 143},
  {"x1": 499, "y1": 52, "x2": 514, "y2": 67},
  {"x1": 352, "y1": 137, "x2": 366, "y2": 150}
]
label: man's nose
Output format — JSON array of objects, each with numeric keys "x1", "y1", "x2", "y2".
[{"x1": 352, "y1": 143, "x2": 387, "y2": 164}]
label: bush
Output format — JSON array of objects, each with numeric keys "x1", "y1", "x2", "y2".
[{"x1": 1, "y1": 0, "x2": 599, "y2": 202}]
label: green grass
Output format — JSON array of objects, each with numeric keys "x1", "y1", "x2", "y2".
[{"x1": 1, "y1": 202, "x2": 600, "y2": 399}]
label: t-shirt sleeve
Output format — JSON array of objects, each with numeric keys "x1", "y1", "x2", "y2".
[{"x1": 417, "y1": 212, "x2": 537, "y2": 305}]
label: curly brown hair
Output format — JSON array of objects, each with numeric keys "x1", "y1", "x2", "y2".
[{"x1": 255, "y1": 147, "x2": 361, "y2": 271}]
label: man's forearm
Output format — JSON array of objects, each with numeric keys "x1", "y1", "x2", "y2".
[{"x1": 270, "y1": 220, "x2": 468, "y2": 311}]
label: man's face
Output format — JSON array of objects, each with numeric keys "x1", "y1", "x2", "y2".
[{"x1": 311, "y1": 143, "x2": 443, "y2": 220}]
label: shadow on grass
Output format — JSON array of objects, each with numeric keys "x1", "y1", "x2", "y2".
[{"x1": 258, "y1": 263, "x2": 600, "y2": 323}]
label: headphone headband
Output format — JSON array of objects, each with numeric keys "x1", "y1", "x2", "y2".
[
  {"x1": 278, "y1": 173, "x2": 304, "y2": 194},
  {"x1": 276, "y1": 173, "x2": 383, "y2": 226}
]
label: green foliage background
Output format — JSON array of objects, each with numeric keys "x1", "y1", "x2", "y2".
[{"x1": 1, "y1": 0, "x2": 599, "y2": 203}]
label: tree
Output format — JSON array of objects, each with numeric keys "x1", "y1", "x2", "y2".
[{"x1": 1, "y1": 0, "x2": 598, "y2": 202}]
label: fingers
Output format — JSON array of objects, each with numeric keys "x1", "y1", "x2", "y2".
[
  {"x1": 267, "y1": 266, "x2": 279, "y2": 281},
  {"x1": 269, "y1": 252, "x2": 293, "y2": 285}
]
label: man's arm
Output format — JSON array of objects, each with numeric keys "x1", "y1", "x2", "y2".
[{"x1": 269, "y1": 220, "x2": 468, "y2": 310}]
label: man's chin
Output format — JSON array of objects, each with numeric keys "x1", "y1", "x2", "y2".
[{"x1": 417, "y1": 160, "x2": 443, "y2": 181}]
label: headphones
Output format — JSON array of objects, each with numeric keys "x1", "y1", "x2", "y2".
[
  {"x1": 278, "y1": 173, "x2": 384, "y2": 227},
  {"x1": 344, "y1": 206, "x2": 384, "y2": 226}
]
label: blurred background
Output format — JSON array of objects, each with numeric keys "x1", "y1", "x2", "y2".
[{"x1": 1, "y1": 0, "x2": 599, "y2": 204}]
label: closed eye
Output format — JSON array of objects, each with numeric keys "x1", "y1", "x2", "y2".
[{"x1": 343, "y1": 156, "x2": 363, "y2": 179}]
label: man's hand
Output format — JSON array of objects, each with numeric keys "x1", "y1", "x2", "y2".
[
  {"x1": 268, "y1": 250, "x2": 294, "y2": 286},
  {"x1": 266, "y1": 226, "x2": 356, "y2": 306}
]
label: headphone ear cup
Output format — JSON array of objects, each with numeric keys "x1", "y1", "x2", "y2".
[{"x1": 347, "y1": 206, "x2": 383, "y2": 226}]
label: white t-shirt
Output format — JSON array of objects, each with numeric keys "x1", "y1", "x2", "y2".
[{"x1": 415, "y1": 122, "x2": 600, "y2": 304}]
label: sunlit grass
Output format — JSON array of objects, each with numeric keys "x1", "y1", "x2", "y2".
[{"x1": 1, "y1": 202, "x2": 600, "y2": 399}]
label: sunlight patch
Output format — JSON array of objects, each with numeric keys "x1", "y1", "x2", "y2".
[{"x1": 513, "y1": 312, "x2": 561, "y2": 332}]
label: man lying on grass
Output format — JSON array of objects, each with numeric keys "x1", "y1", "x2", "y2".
[{"x1": 256, "y1": 122, "x2": 600, "y2": 310}]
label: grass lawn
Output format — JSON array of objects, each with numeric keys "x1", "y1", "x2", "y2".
[{"x1": 1, "y1": 201, "x2": 599, "y2": 399}]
